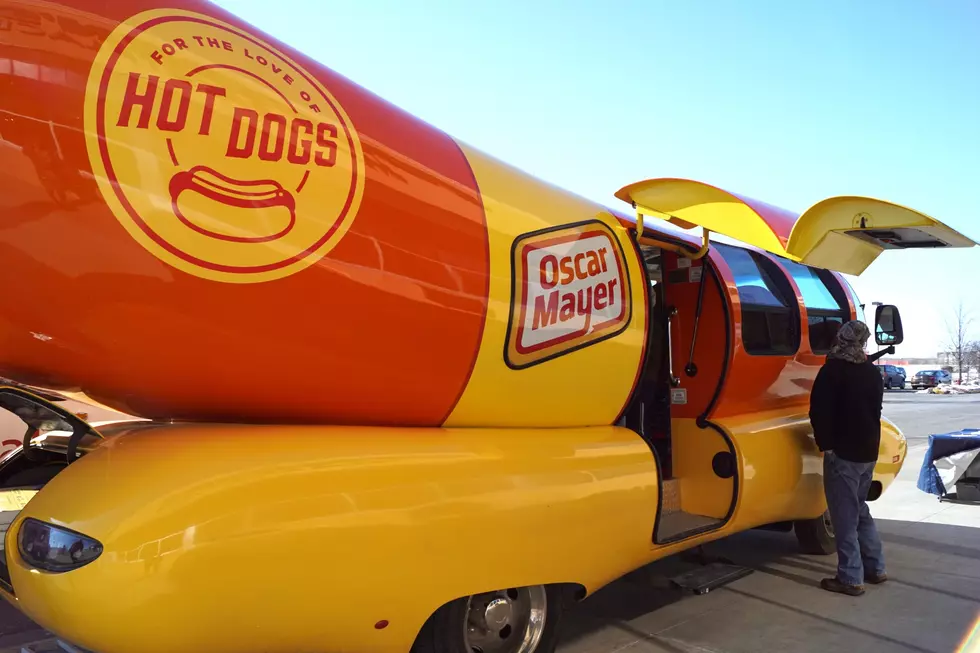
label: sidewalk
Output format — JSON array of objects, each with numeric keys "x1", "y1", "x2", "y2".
[{"x1": 556, "y1": 439, "x2": 980, "y2": 653}]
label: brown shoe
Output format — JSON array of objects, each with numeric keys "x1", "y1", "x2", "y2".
[
  {"x1": 821, "y1": 577, "x2": 865, "y2": 596},
  {"x1": 865, "y1": 572, "x2": 888, "y2": 584}
]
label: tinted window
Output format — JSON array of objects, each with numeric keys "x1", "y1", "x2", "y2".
[
  {"x1": 780, "y1": 260, "x2": 844, "y2": 311},
  {"x1": 719, "y1": 246, "x2": 788, "y2": 308},
  {"x1": 777, "y1": 260, "x2": 850, "y2": 354},
  {"x1": 745, "y1": 310, "x2": 797, "y2": 353},
  {"x1": 840, "y1": 277, "x2": 866, "y2": 323},
  {"x1": 807, "y1": 315, "x2": 843, "y2": 352},
  {"x1": 715, "y1": 244, "x2": 799, "y2": 356}
]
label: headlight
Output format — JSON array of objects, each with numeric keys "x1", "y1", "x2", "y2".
[{"x1": 18, "y1": 518, "x2": 103, "y2": 573}]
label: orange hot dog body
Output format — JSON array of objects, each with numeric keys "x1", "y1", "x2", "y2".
[
  {"x1": 0, "y1": 0, "x2": 663, "y2": 428},
  {"x1": 0, "y1": 0, "x2": 501, "y2": 426}
]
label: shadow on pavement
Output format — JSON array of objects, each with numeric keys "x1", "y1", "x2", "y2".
[{"x1": 557, "y1": 519, "x2": 980, "y2": 653}]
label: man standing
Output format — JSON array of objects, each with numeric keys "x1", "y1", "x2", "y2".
[{"x1": 809, "y1": 320, "x2": 888, "y2": 596}]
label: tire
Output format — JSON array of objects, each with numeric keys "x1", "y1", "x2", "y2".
[
  {"x1": 411, "y1": 585, "x2": 564, "y2": 653},
  {"x1": 794, "y1": 510, "x2": 836, "y2": 555}
]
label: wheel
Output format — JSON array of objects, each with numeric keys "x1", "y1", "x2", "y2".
[
  {"x1": 794, "y1": 510, "x2": 836, "y2": 555},
  {"x1": 411, "y1": 585, "x2": 564, "y2": 653},
  {"x1": 899, "y1": 382, "x2": 905, "y2": 390}
]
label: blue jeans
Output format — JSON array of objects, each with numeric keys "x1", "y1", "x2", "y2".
[{"x1": 823, "y1": 451, "x2": 886, "y2": 585}]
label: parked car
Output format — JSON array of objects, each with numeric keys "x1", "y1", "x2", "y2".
[
  {"x1": 880, "y1": 364, "x2": 906, "y2": 389},
  {"x1": 911, "y1": 369, "x2": 952, "y2": 389}
]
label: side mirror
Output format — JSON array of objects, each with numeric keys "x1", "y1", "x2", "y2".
[{"x1": 874, "y1": 304, "x2": 904, "y2": 346}]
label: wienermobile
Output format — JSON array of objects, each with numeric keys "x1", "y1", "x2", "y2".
[{"x1": 0, "y1": 1, "x2": 975, "y2": 652}]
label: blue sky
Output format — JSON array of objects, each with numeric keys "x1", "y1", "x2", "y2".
[{"x1": 216, "y1": 0, "x2": 980, "y2": 358}]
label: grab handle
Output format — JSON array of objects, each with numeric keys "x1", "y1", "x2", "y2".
[{"x1": 666, "y1": 306, "x2": 681, "y2": 387}]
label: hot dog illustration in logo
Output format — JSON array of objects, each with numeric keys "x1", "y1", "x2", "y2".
[
  {"x1": 169, "y1": 166, "x2": 296, "y2": 243},
  {"x1": 84, "y1": 9, "x2": 365, "y2": 283}
]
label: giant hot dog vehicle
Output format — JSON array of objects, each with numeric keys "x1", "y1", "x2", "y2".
[{"x1": 0, "y1": 1, "x2": 975, "y2": 652}]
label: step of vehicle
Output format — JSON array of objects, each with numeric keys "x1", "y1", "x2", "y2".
[
  {"x1": 661, "y1": 478, "x2": 681, "y2": 514},
  {"x1": 657, "y1": 479, "x2": 723, "y2": 541},
  {"x1": 670, "y1": 561, "x2": 754, "y2": 595},
  {"x1": 658, "y1": 511, "x2": 722, "y2": 539}
]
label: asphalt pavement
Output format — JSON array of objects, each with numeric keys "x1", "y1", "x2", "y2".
[
  {"x1": 879, "y1": 391, "x2": 980, "y2": 444},
  {"x1": 1, "y1": 392, "x2": 978, "y2": 653}
]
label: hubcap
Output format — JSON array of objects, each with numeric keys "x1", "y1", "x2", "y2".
[
  {"x1": 464, "y1": 586, "x2": 547, "y2": 653},
  {"x1": 484, "y1": 598, "x2": 513, "y2": 629}
]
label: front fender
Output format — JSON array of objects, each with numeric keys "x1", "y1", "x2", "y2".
[
  {"x1": 872, "y1": 416, "x2": 907, "y2": 500},
  {"x1": 5, "y1": 422, "x2": 659, "y2": 653}
]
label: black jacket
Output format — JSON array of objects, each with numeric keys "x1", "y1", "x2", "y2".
[{"x1": 809, "y1": 357, "x2": 883, "y2": 463}]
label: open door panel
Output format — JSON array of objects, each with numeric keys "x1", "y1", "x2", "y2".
[
  {"x1": 615, "y1": 178, "x2": 797, "y2": 257},
  {"x1": 615, "y1": 178, "x2": 977, "y2": 276},
  {"x1": 787, "y1": 196, "x2": 976, "y2": 275}
]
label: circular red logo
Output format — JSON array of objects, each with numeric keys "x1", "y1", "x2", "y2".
[{"x1": 85, "y1": 9, "x2": 365, "y2": 283}]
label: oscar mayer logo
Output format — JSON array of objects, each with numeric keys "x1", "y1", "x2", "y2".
[
  {"x1": 505, "y1": 221, "x2": 632, "y2": 369},
  {"x1": 83, "y1": 9, "x2": 365, "y2": 283}
]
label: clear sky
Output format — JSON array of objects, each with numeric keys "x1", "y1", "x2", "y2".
[{"x1": 215, "y1": 0, "x2": 980, "y2": 358}]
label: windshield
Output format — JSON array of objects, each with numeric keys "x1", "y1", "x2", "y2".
[{"x1": 0, "y1": 388, "x2": 102, "y2": 461}]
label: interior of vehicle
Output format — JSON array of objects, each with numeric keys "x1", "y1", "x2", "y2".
[
  {"x1": 619, "y1": 229, "x2": 878, "y2": 545},
  {"x1": 620, "y1": 241, "x2": 735, "y2": 543}
]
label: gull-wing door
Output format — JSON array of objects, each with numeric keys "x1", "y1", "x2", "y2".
[
  {"x1": 785, "y1": 196, "x2": 976, "y2": 275},
  {"x1": 615, "y1": 178, "x2": 976, "y2": 275}
]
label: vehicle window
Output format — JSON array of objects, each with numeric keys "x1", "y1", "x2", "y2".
[
  {"x1": 780, "y1": 261, "x2": 841, "y2": 311},
  {"x1": 840, "y1": 276, "x2": 866, "y2": 324},
  {"x1": 806, "y1": 314, "x2": 844, "y2": 354},
  {"x1": 779, "y1": 259, "x2": 849, "y2": 354},
  {"x1": 719, "y1": 245, "x2": 786, "y2": 307},
  {"x1": 715, "y1": 243, "x2": 799, "y2": 356}
]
